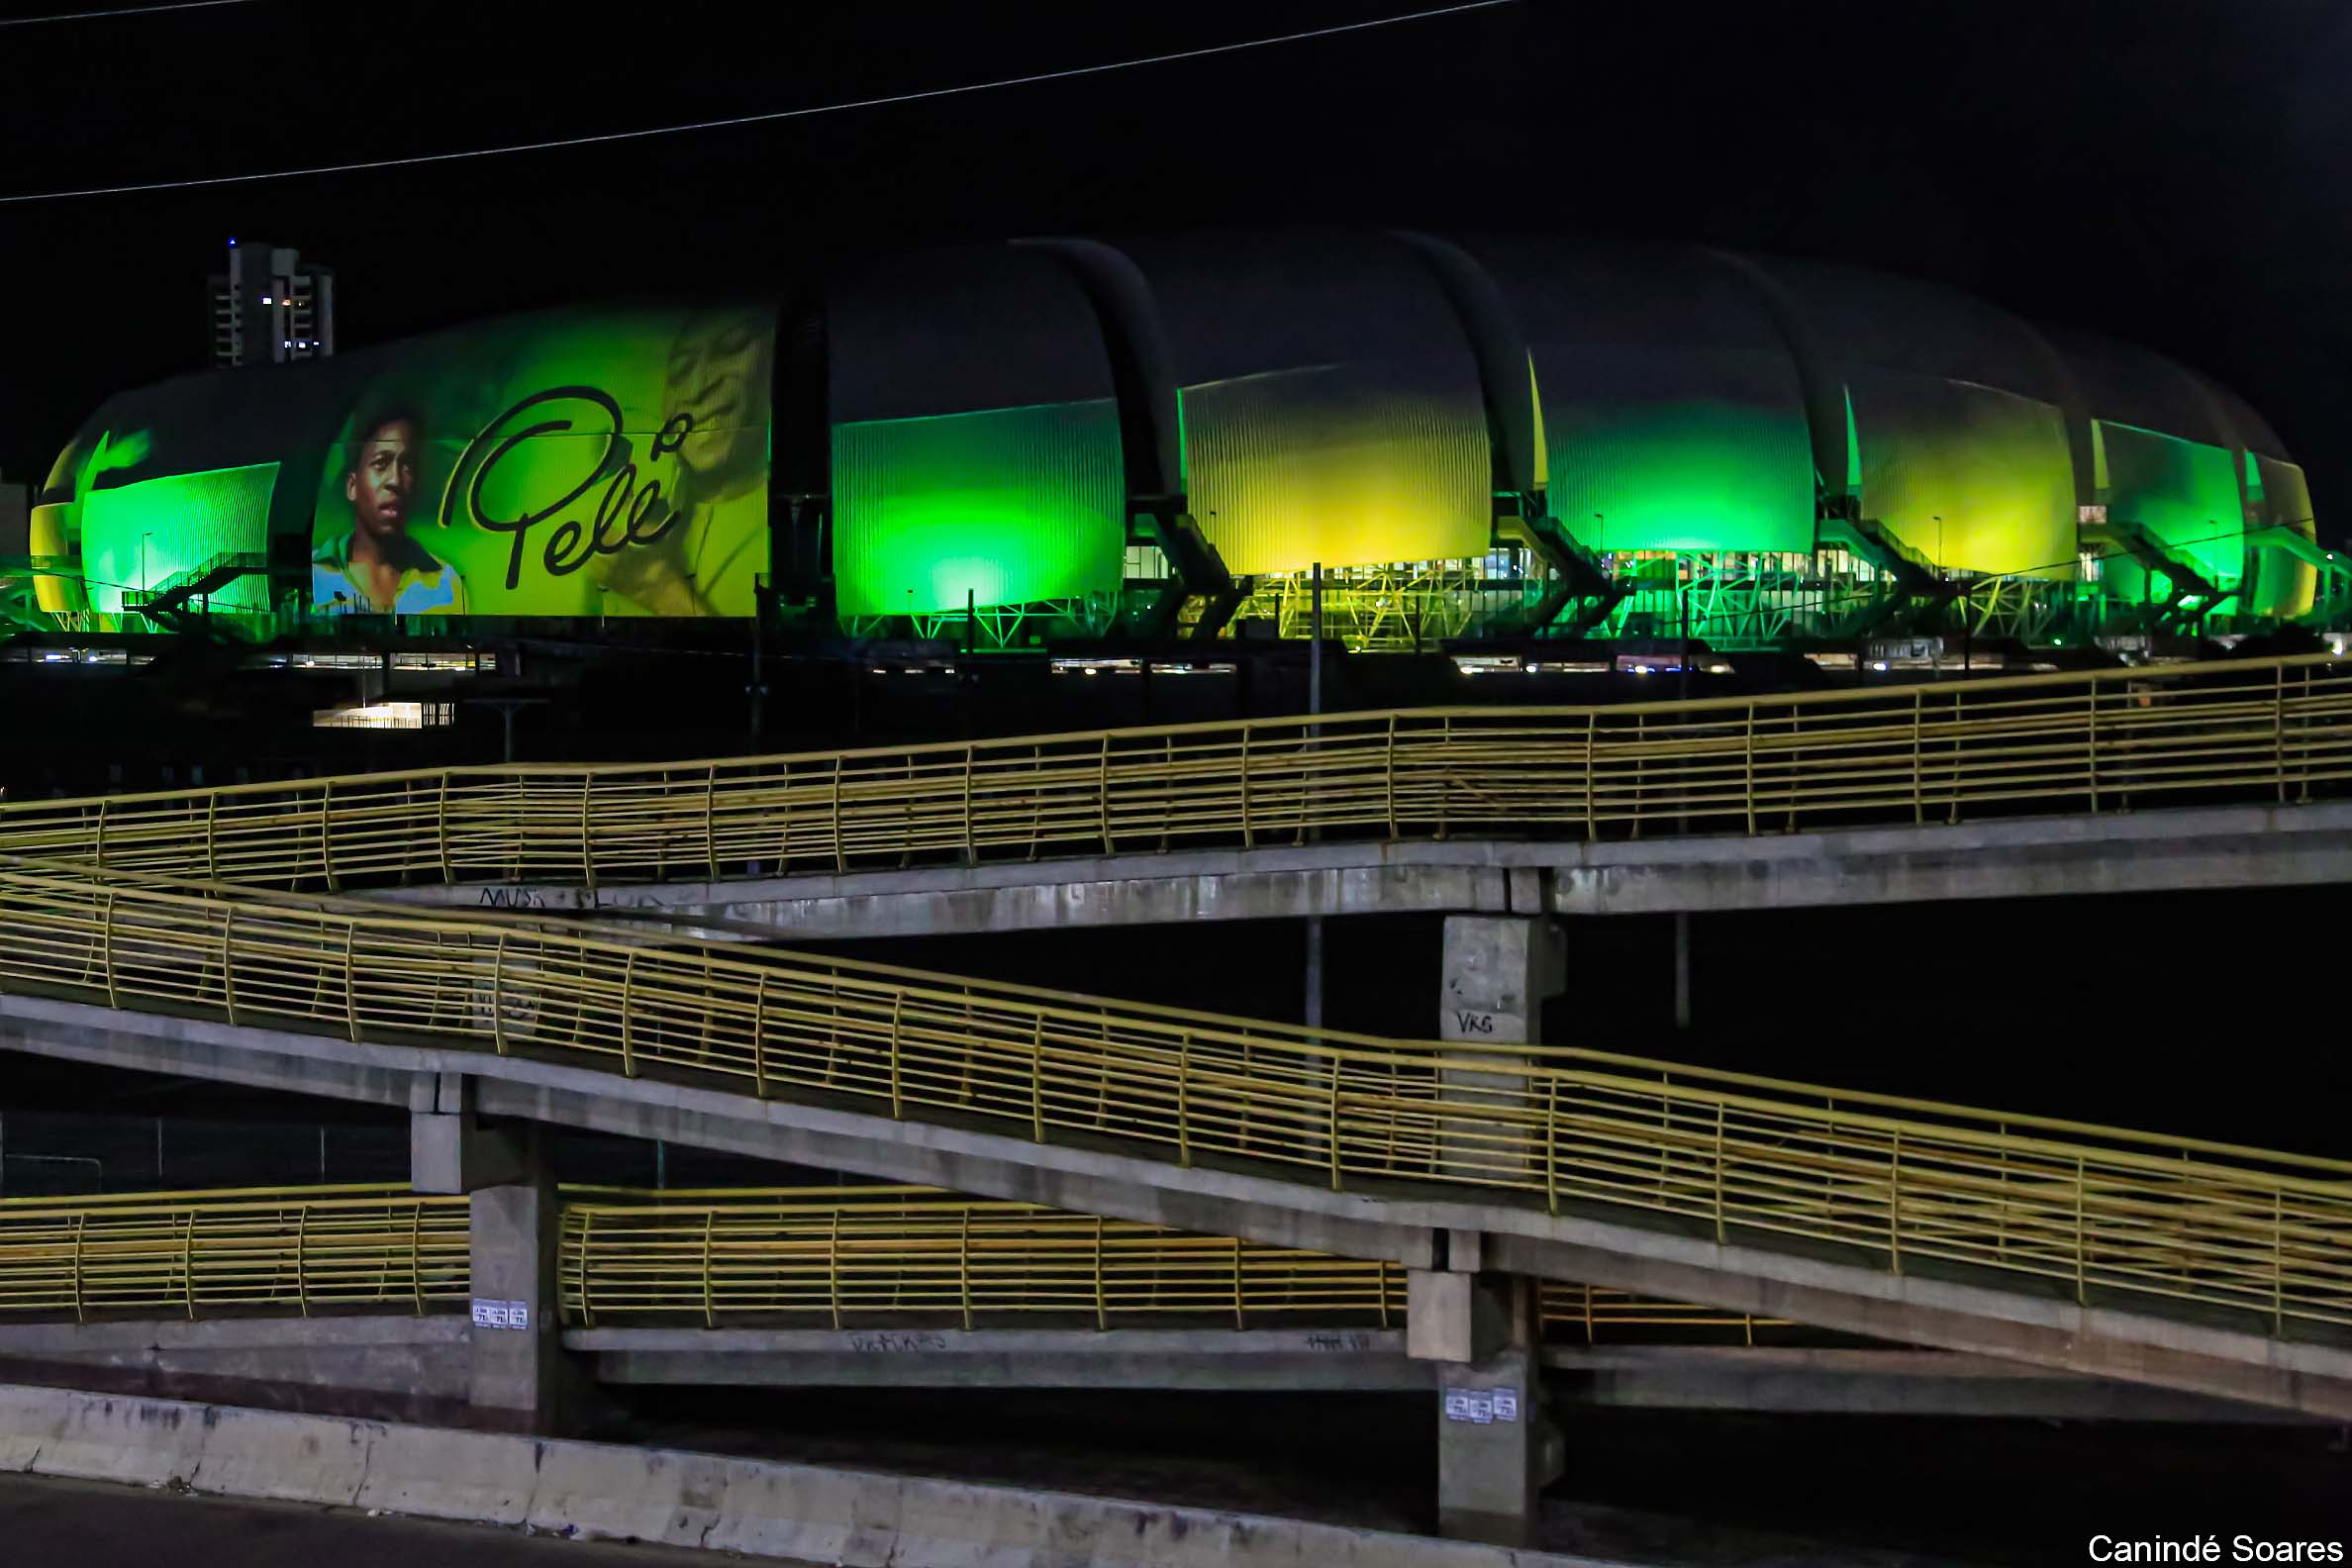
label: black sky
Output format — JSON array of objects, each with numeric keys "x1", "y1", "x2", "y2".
[{"x1": 3, "y1": 0, "x2": 2347, "y2": 538}]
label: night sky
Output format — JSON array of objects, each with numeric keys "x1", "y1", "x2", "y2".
[{"x1": 3, "y1": 0, "x2": 2345, "y2": 539}]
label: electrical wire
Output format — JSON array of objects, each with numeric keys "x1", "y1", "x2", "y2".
[
  {"x1": 0, "y1": 0, "x2": 1518, "y2": 204},
  {"x1": 0, "y1": 0, "x2": 258, "y2": 26}
]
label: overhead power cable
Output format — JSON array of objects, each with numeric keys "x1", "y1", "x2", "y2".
[
  {"x1": 0, "y1": 0, "x2": 1518, "y2": 204},
  {"x1": 0, "y1": 0, "x2": 260, "y2": 26}
]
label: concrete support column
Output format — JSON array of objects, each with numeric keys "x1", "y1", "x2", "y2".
[
  {"x1": 467, "y1": 1141, "x2": 586, "y2": 1433},
  {"x1": 1408, "y1": 1257, "x2": 1562, "y2": 1547},
  {"x1": 1439, "y1": 916, "x2": 1566, "y2": 1176},
  {"x1": 410, "y1": 1072, "x2": 526, "y2": 1195}
]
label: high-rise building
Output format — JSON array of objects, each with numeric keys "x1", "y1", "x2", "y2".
[{"x1": 208, "y1": 240, "x2": 334, "y2": 367}]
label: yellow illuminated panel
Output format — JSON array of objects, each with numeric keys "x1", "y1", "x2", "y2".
[
  {"x1": 1182, "y1": 366, "x2": 1490, "y2": 576},
  {"x1": 1848, "y1": 372, "x2": 2076, "y2": 578}
]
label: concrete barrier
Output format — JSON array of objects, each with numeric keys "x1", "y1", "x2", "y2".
[{"x1": 0, "y1": 1380, "x2": 1623, "y2": 1568}]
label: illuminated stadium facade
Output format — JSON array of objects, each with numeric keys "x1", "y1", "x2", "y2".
[{"x1": 17, "y1": 233, "x2": 2345, "y2": 654}]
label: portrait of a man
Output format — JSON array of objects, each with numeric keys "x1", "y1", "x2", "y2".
[{"x1": 312, "y1": 408, "x2": 468, "y2": 615}]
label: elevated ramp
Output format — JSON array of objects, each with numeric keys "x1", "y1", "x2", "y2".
[
  {"x1": 0, "y1": 861, "x2": 2348, "y2": 1417},
  {"x1": 0, "y1": 654, "x2": 2343, "y2": 902}
]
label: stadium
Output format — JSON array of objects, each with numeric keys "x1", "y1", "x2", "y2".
[{"x1": 18, "y1": 230, "x2": 2343, "y2": 660}]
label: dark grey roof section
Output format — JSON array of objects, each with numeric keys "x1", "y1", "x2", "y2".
[
  {"x1": 827, "y1": 245, "x2": 1119, "y2": 426},
  {"x1": 2044, "y1": 328, "x2": 2238, "y2": 450},
  {"x1": 1091, "y1": 231, "x2": 1477, "y2": 393},
  {"x1": 1393, "y1": 232, "x2": 1541, "y2": 495},
  {"x1": 1723, "y1": 253, "x2": 2094, "y2": 503}
]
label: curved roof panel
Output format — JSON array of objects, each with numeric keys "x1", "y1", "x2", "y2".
[
  {"x1": 828, "y1": 246, "x2": 1125, "y2": 616},
  {"x1": 1083, "y1": 232, "x2": 1491, "y2": 576},
  {"x1": 1736, "y1": 256, "x2": 2081, "y2": 577},
  {"x1": 1423, "y1": 237, "x2": 1815, "y2": 554}
]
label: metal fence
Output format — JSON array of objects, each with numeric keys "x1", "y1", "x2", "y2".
[
  {"x1": 0, "y1": 1180, "x2": 1774, "y2": 1339},
  {"x1": 559, "y1": 1185, "x2": 1405, "y2": 1329},
  {"x1": 0, "y1": 1183, "x2": 468, "y2": 1319},
  {"x1": 0, "y1": 654, "x2": 2343, "y2": 892},
  {"x1": 2, "y1": 862, "x2": 2347, "y2": 1336}
]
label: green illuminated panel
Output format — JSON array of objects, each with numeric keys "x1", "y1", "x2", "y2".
[
  {"x1": 2245, "y1": 455, "x2": 2317, "y2": 619},
  {"x1": 1545, "y1": 395, "x2": 1816, "y2": 555},
  {"x1": 2095, "y1": 422, "x2": 2242, "y2": 601},
  {"x1": 81, "y1": 462, "x2": 278, "y2": 616},
  {"x1": 314, "y1": 308, "x2": 774, "y2": 618},
  {"x1": 1183, "y1": 366, "x2": 1489, "y2": 576},
  {"x1": 1849, "y1": 372, "x2": 2075, "y2": 578},
  {"x1": 832, "y1": 400, "x2": 1124, "y2": 616}
]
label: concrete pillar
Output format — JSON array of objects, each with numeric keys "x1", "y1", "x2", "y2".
[
  {"x1": 464, "y1": 1133, "x2": 585, "y2": 1433},
  {"x1": 1416, "y1": 1270, "x2": 1563, "y2": 1548},
  {"x1": 411, "y1": 1072, "x2": 526, "y2": 1195},
  {"x1": 1439, "y1": 916, "x2": 1565, "y2": 1043},
  {"x1": 1438, "y1": 917, "x2": 1566, "y2": 1177}
]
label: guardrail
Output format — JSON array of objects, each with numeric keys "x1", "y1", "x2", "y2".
[
  {"x1": 0, "y1": 1184, "x2": 468, "y2": 1320},
  {"x1": 0, "y1": 653, "x2": 2343, "y2": 893},
  {"x1": 560, "y1": 1185, "x2": 1404, "y2": 1329},
  {"x1": 4, "y1": 861, "x2": 2348, "y2": 1337},
  {"x1": 0, "y1": 1180, "x2": 1767, "y2": 1340}
]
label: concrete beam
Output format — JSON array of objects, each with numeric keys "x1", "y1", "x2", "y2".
[
  {"x1": 0, "y1": 1315, "x2": 466, "y2": 1408},
  {"x1": 411, "y1": 1072, "x2": 530, "y2": 1194},
  {"x1": 1541, "y1": 1345, "x2": 2319, "y2": 1423},
  {"x1": 570, "y1": 1326, "x2": 1430, "y2": 1390},
  {"x1": 370, "y1": 800, "x2": 2352, "y2": 935},
  {"x1": 7, "y1": 989, "x2": 2352, "y2": 1420}
]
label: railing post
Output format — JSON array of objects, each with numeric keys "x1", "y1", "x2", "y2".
[
  {"x1": 1029, "y1": 1014, "x2": 1046, "y2": 1143},
  {"x1": 320, "y1": 780, "x2": 338, "y2": 890},
  {"x1": 1093, "y1": 1215, "x2": 1108, "y2": 1331},
  {"x1": 1544, "y1": 1076, "x2": 1560, "y2": 1216},
  {"x1": 1714, "y1": 1101, "x2": 1726, "y2": 1242},
  {"x1": 706, "y1": 762, "x2": 721, "y2": 883},
  {"x1": 1743, "y1": 706, "x2": 1758, "y2": 836},
  {"x1": 826, "y1": 1209, "x2": 842, "y2": 1329},
  {"x1": 962, "y1": 747, "x2": 977, "y2": 866},
  {"x1": 1910, "y1": 690, "x2": 1924, "y2": 825},
  {"x1": 1326, "y1": 1052, "x2": 1343, "y2": 1192},
  {"x1": 294, "y1": 1204, "x2": 309, "y2": 1318},
  {"x1": 205, "y1": 793, "x2": 219, "y2": 879},
  {"x1": 580, "y1": 776, "x2": 597, "y2": 894},
  {"x1": 2273, "y1": 1187, "x2": 2287, "y2": 1334},
  {"x1": 1230, "y1": 1235, "x2": 1244, "y2": 1330},
  {"x1": 181, "y1": 1210, "x2": 197, "y2": 1320},
  {"x1": 92, "y1": 797, "x2": 108, "y2": 871},
  {"x1": 577, "y1": 1209, "x2": 597, "y2": 1328},
  {"x1": 1239, "y1": 727, "x2": 1253, "y2": 848},
  {"x1": 410, "y1": 1203, "x2": 425, "y2": 1315},
  {"x1": 702, "y1": 1210, "x2": 717, "y2": 1329},
  {"x1": 220, "y1": 908, "x2": 239, "y2": 1025},
  {"x1": 2275, "y1": 664, "x2": 2289, "y2": 804},
  {"x1": 830, "y1": 758, "x2": 846, "y2": 874},
  {"x1": 490, "y1": 932, "x2": 510, "y2": 1055},
  {"x1": 2085, "y1": 686, "x2": 2101, "y2": 816},
  {"x1": 1098, "y1": 734, "x2": 1114, "y2": 853},
  {"x1": 1384, "y1": 714, "x2": 1400, "y2": 839},
  {"x1": 69, "y1": 1213, "x2": 86, "y2": 1323},
  {"x1": 1585, "y1": 711, "x2": 1599, "y2": 842},
  {"x1": 99, "y1": 888, "x2": 120, "y2": 1011},
  {"x1": 887, "y1": 992, "x2": 906, "y2": 1118},
  {"x1": 2074, "y1": 1155, "x2": 2088, "y2": 1305},
  {"x1": 1176, "y1": 1032, "x2": 1193, "y2": 1168},
  {"x1": 1889, "y1": 1127, "x2": 1903, "y2": 1275},
  {"x1": 750, "y1": 972, "x2": 769, "y2": 1099},
  {"x1": 620, "y1": 950, "x2": 638, "y2": 1077},
  {"x1": 343, "y1": 923, "x2": 360, "y2": 1042},
  {"x1": 957, "y1": 1207, "x2": 973, "y2": 1330},
  {"x1": 437, "y1": 772, "x2": 453, "y2": 885}
]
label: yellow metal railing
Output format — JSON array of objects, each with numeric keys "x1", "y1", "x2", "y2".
[
  {"x1": 0, "y1": 1184, "x2": 468, "y2": 1320},
  {"x1": 3, "y1": 862, "x2": 2348, "y2": 1336},
  {"x1": 0, "y1": 653, "x2": 2343, "y2": 892},
  {"x1": 559, "y1": 1185, "x2": 1404, "y2": 1329},
  {"x1": 0, "y1": 1180, "x2": 1767, "y2": 1340}
]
